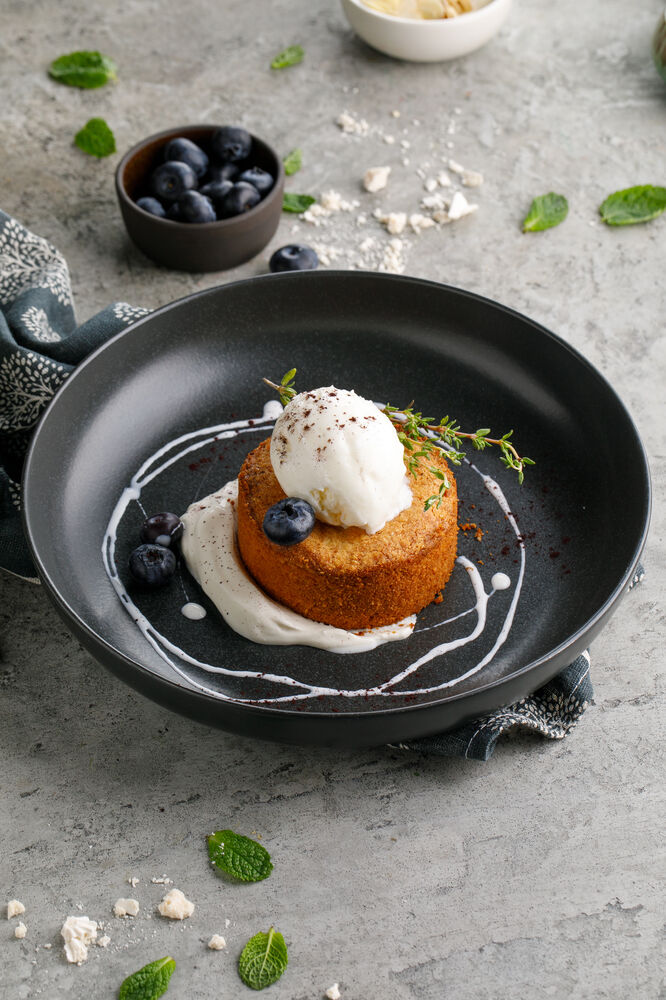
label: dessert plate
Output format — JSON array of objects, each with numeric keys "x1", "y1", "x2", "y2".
[{"x1": 23, "y1": 273, "x2": 650, "y2": 747}]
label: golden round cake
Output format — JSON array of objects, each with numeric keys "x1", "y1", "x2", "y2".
[{"x1": 236, "y1": 438, "x2": 458, "y2": 629}]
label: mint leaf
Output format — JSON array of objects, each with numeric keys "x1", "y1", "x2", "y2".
[
  {"x1": 238, "y1": 928, "x2": 288, "y2": 990},
  {"x1": 282, "y1": 193, "x2": 315, "y2": 213},
  {"x1": 208, "y1": 829, "x2": 273, "y2": 882},
  {"x1": 283, "y1": 148, "x2": 302, "y2": 176},
  {"x1": 271, "y1": 45, "x2": 304, "y2": 69},
  {"x1": 74, "y1": 118, "x2": 116, "y2": 158},
  {"x1": 119, "y1": 957, "x2": 176, "y2": 1000},
  {"x1": 599, "y1": 185, "x2": 666, "y2": 226},
  {"x1": 49, "y1": 51, "x2": 117, "y2": 89},
  {"x1": 522, "y1": 193, "x2": 568, "y2": 232}
]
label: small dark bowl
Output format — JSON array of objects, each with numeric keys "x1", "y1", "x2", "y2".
[{"x1": 115, "y1": 124, "x2": 285, "y2": 272}]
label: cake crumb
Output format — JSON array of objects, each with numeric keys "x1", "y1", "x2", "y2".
[
  {"x1": 60, "y1": 916, "x2": 98, "y2": 964},
  {"x1": 363, "y1": 166, "x2": 391, "y2": 193},
  {"x1": 208, "y1": 934, "x2": 227, "y2": 950},
  {"x1": 14, "y1": 922, "x2": 27, "y2": 939},
  {"x1": 113, "y1": 898, "x2": 139, "y2": 918},
  {"x1": 7, "y1": 900, "x2": 25, "y2": 919},
  {"x1": 158, "y1": 889, "x2": 194, "y2": 920}
]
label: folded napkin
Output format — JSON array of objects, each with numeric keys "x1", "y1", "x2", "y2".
[{"x1": 0, "y1": 211, "x2": 643, "y2": 758}]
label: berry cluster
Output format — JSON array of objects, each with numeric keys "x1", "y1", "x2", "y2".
[
  {"x1": 136, "y1": 127, "x2": 274, "y2": 224},
  {"x1": 128, "y1": 512, "x2": 184, "y2": 587}
]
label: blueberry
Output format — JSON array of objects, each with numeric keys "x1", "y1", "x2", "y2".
[
  {"x1": 219, "y1": 181, "x2": 261, "y2": 218},
  {"x1": 136, "y1": 196, "x2": 167, "y2": 218},
  {"x1": 238, "y1": 166, "x2": 274, "y2": 195},
  {"x1": 269, "y1": 244, "x2": 319, "y2": 273},
  {"x1": 199, "y1": 179, "x2": 234, "y2": 209},
  {"x1": 263, "y1": 497, "x2": 316, "y2": 547},
  {"x1": 150, "y1": 160, "x2": 198, "y2": 202},
  {"x1": 177, "y1": 190, "x2": 217, "y2": 223},
  {"x1": 211, "y1": 125, "x2": 252, "y2": 163},
  {"x1": 166, "y1": 202, "x2": 182, "y2": 221},
  {"x1": 140, "y1": 512, "x2": 184, "y2": 547},
  {"x1": 163, "y1": 137, "x2": 209, "y2": 178},
  {"x1": 129, "y1": 543, "x2": 177, "y2": 587},
  {"x1": 207, "y1": 162, "x2": 240, "y2": 184}
]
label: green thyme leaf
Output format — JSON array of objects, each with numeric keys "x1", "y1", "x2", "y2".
[
  {"x1": 599, "y1": 185, "x2": 666, "y2": 226},
  {"x1": 283, "y1": 148, "x2": 302, "y2": 176},
  {"x1": 74, "y1": 117, "x2": 116, "y2": 158},
  {"x1": 119, "y1": 956, "x2": 176, "y2": 1000},
  {"x1": 49, "y1": 50, "x2": 117, "y2": 89},
  {"x1": 271, "y1": 45, "x2": 304, "y2": 69},
  {"x1": 282, "y1": 193, "x2": 315, "y2": 213},
  {"x1": 207, "y1": 829, "x2": 273, "y2": 883},
  {"x1": 522, "y1": 193, "x2": 568, "y2": 232},
  {"x1": 238, "y1": 928, "x2": 288, "y2": 990}
]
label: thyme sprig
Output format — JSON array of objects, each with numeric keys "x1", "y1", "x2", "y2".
[{"x1": 262, "y1": 371, "x2": 534, "y2": 510}]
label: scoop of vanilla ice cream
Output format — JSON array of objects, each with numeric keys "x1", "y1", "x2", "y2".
[{"x1": 269, "y1": 386, "x2": 412, "y2": 534}]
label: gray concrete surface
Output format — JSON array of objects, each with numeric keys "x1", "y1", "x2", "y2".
[{"x1": 1, "y1": 0, "x2": 665, "y2": 997}]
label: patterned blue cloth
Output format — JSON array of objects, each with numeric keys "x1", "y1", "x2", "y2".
[{"x1": 0, "y1": 211, "x2": 643, "y2": 758}]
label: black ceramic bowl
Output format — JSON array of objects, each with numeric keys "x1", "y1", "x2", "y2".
[
  {"x1": 22, "y1": 273, "x2": 651, "y2": 748},
  {"x1": 115, "y1": 124, "x2": 285, "y2": 272}
]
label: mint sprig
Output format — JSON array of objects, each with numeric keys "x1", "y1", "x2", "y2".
[
  {"x1": 74, "y1": 118, "x2": 116, "y2": 158},
  {"x1": 49, "y1": 50, "x2": 117, "y2": 89},
  {"x1": 271, "y1": 45, "x2": 304, "y2": 69},
  {"x1": 283, "y1": 148, "x2": 302, "y2": 176},
  {"x1": 207, "y1": 829, "x2": 273, "y2": 883},
  {"x1": 522, "y1": 192, "x2": 568, "y2": 232},
  {"x1": 599, "y1": 185, "x2": 666, "y2": 226},
  {"x1": 119, "y1": 956, "x2": 176, "y2": 1000},
  {"x1": 238, "y1": 928, "x2": 288, "y2": 990},
  {"x1": 282, "y1": 193, "x2": 315, "y2": 213}
]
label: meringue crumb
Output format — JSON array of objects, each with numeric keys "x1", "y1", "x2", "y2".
[
  {"x1": 208, "y1": 934, "x2": 227, "y2": 950},
  {"x1": 374, "y1": 210, "x2": 407, "y2": 236},
  {"x1": 363, "y1": 166, "x2": 391, "y2": 193},
  {"x1": 325, "y1": 985, "x2": 342, "y2": 1000},
  {"x1": 128, "y1": 877, "x2": 140, "y2": 888},
  {"x1": 158, "y1": 889, "x2": 194, "y2": 920},
  {"x1": 60, "y1": 916, "x2": 98, "y2": 964},
  {"x1": 391, "y1": 109, "x2": 401, "y2": 117},
  {"x1": 97, "y1": 935, "x2": 111, "y2": 948},
  {"x1": 113, "y1": 898, "x2": 139, "y2": 918},
  {"x1": 7, "y1": 900, "x2": 25, "y2": 919},
  {"x1": 14, "y1": 922, "x2": 27, "y2": 939},
  {"x1": 336, "y1": 110, "x2": 369, "y2": 136}
]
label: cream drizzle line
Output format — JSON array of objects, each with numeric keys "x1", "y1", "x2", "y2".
[{"x1": 102, "y1": 403, "x2": 525, "y2": 705}]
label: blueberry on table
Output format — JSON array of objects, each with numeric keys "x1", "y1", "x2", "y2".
[
  {"x1": 140, "y1": 512, "x2": 184, "y2": 547},
  {"x1": 211, "y1": 125, "x2": 252, "y2": 163},
  {"x1": 269, "y1": 244, "x2": 319, "y2": 272},
  {"x1": 238, "y1": 166, "x2": 274, "y2": 195},
  {"x1": 129, "y1": 544, "x2": 177, "y2": 587},
  {"x1": 178, "y1": 190, "x2": 217, "y2": 223},
  {"x1": 150, "y1": 160, "x2": 198, "y2": 202},
  {"x1": 207, "y1": 162, "x2": 240, "y2": 184},
  {"x1": 136, "y1": 196, "x2": 167, "y2": 218},
  {"x1": 199, "y1": 179, "x2": 234, "y2": 208},
  {"x1": 263, "y1": 498, "x2": 316, "y2": 546},
  {"x1": 219, "y1": 181, "x2": 261, "y2": 218},
  {"x1": 163, "y1": 136, "x2": 209, "y2": 178}
]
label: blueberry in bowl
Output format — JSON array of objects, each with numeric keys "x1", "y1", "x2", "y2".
[{"x1": 115, "y1": 123, "x2": 285, "y2": 272}]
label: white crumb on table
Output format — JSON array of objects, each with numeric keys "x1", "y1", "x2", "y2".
[
  {"x1": 363, "y1": 166, "x2": 391, "y2": 193},
  {"x1": 447, "y1": 191, "x2": 479, "y2": 220},
  {"x1": 60, "y1": 915, "x2": 98, "y2": 964},
  {"x1": 97, "y1": 935, "x2": 111, "y2": 948},
  {"x1": 325, "y1": 984, "x2": 342, "y2": 999},
  {"x1": 157, "y1": 889, "x2": 194, "y2": 920},
  {"x1": 336, "y1": 110, "x2": 369, "y2": 135},
  {"x1": 128, "y1": 877, "x2": 140, "y2": 888},
  {"x1": 374, "y1": 210, "x2": 407, "y2": 236},
  {"x1": 208, "y1": 934, "x2": 227, "y2": 950},
  {"x1": 113, "y1": 898, "x2": 139, "y2": 918},
  {"x1": 14, "y1": 921, "x2": 27, "y2": 939},
  {"x1": 7, "y1": 899, "x2": 25, "y2": 919},
  {"x1": 151, "y1": 875, "x2": 173, "y2": 885}
]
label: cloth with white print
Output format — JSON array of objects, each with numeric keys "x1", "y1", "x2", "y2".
[
  {"x1": 0, "y1": 210, "x2": 149, "y2": 579},
  {"x1": 0, "y1": 211, "x2": 644, "y2": 761}
]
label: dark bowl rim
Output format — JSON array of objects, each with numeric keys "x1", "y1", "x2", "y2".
[
  {"x1": 22, "y1": 271, "x2": 653, "y2": 722},
  {"x1": 114, "y1": 122, "x2": 285, "y2": 230}
]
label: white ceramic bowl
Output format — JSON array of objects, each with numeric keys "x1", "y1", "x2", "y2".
[{"x1": 340, "y1": 0, "x2": 512, "y2": 62}]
